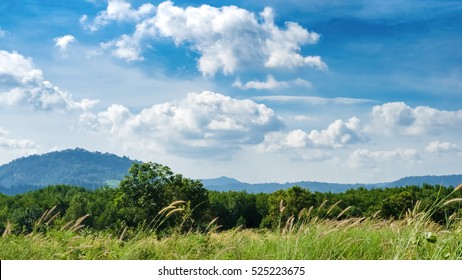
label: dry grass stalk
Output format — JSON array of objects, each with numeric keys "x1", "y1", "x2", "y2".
[
  {"x1": 169, "y1": 200, "x2": 186, "y2": 207},
  {"x1": 279, "y1": 199, "x2": 285, "y2": 213},
  {"x1": 372, "y1": 210, "x2": 382, "y2": 219},
  {"x1": 158, "y1": 205, "x2": 176, "y2": 215},
  {"x1": 206, "y1": 217, "x2": 221, "y2": 233},
  {"x1": 68, "y1": 214, "x2": 90, "y2": 232},
  {"x1": 282, "y1": 215, "x2": 295, "y2": 234},
  {"x1": 337, "y1": 206, "x2": 352, "y2": 219},
  {"x1": 2, "y1": 220, "x2": 12, "y2": 237},
  {"x1": 318, "y1": 200, "x2": 328, "y2": 211},
  {"x1": 351, "y1": 217, "x2": 366, "y2": 227},
  {"x1": 165, "y1": 208, "x2": 184, "y2": 218},
  {"x1": 454, "y1": 183, "x2": 462, "y2": 192},
  {"x1": 443, "y1": 198, "x2": 462, "y2": 206},
  {"x1": 60, "y1": 220, "x2": 74, "y2": 231},
  {"x1": 37, "y1": 206, "x2": 57, "y2": 225},
  {"x1": 118, "y1": 226, "x2": 128, "y2": 241},
  {"x1": 326, "y1": 200, "x2": 342, "y2": 216}
]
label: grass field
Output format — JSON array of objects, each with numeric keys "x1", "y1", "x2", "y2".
[{"x1": 1, "y1": 207, "x2": 461, "y2": 260}]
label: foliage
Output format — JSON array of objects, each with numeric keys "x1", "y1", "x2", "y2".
[{"x1": 114, "y1": 162, "x2": 208, "y2": 230}]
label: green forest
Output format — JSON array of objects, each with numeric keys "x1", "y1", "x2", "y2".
[{"x1": 1, "y1": 162, "x2": 462, "y2": 259}]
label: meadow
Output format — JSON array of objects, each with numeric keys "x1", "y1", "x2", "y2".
[{"x1": 1, "y1": 195, "x2": 461, "y2": 260}]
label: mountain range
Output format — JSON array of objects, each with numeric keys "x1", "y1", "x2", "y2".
[{"x1": 0, "y1": 148, "x2": 461, "y2": 195}]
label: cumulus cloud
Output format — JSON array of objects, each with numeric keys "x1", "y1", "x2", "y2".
[
  {"x1": 0, "y1": 50, "x2": 99, "y2": 111},
  {"x1": 426, "y1": 140, "x2": 460, "y2": 153},
  {"x1": 232, "y1": 75, "x2": 312, "y2": 90},
  {"x1": 0, "y1": 127, "x2": 39, "y2": 152},
  {"x1": 258, "y1": 116, "x2": 368, "y2": 152},
  {"x1": 81, "y1": 0, "x2": 155, "y2": 32},
  {"x1": 371, "y1": 102, "x2": 462, "y2": 135},
  {"x1": 54, "y1": 35, "x2": 76, "y2": 52},
  {"x1": 349, "y1": 148, "x2": 420, "y2": 168},
  {"x1": 80, "y1": 91, "x2": 283, "y2": 157},
  {"x1": 253, "y1": 95, "x2": 372, "y2": 105},
  {"x1": 100, "y1": 1, "x2": 326, "y2": 76}
]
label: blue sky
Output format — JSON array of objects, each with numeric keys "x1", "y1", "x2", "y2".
[{"x1": 1, "y1": 0, "x2": 461, "y2": 183}]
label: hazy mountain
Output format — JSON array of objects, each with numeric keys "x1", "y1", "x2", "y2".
[
  {"x1": 0, "y1": 148, "x2": 137, "y2": 195},
  {"x1": 0, "y1": 148, "x2": 460, "y2": 195},
  {"x1": 201, "y1": 175, "x2": 461, "y2": 193},
  {"x1": 386, "y1": 175, "x2": 462, "y2": 188}
]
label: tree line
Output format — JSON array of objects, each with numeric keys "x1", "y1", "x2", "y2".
[{"x1": 0, "y1": 162, "x2": 461, "y2": 235}]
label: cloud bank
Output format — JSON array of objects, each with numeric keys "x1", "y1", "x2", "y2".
[
  {"x1": 92, "y1": 1, "x2": 327, "y2": 75},
  {"x1": 0, "y1": 50, "x2": 99, "y2": 111},
  {"x1": 80, "y1": 91, "x2": 283, "y2": 157}
]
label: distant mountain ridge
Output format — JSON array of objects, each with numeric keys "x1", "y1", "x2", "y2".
[
  {"x1": 201, "y1": 175, "x2": 462, "y2": 193},
  {"x1": 0, "y1": 148, "x2": 137, "y2": 195},
  {"x1": 0, "y1": 148, "x2": 460, "y2": 195}
]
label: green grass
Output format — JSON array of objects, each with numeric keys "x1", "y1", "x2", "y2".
[
  {"x1": 1, "y1": 216, "x2": 461, "y2": 260},
  {"x1": 2, "y1": 190, "x2": 462, "y2": 260}
]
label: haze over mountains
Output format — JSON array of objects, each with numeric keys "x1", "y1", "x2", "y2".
[{"x1": 0, "y1": 148, "x2": 461, "y2": 195}]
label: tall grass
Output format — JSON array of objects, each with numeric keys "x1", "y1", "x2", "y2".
[{"x1": 1, "y1": 185, "x2": 461, "y2": 260}]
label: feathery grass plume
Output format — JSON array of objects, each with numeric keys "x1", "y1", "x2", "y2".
[
  {"x1": 158, "y1": 200, "x2": 186, "y2": 215},
  {"x1": 170, "y1": 200, "x2": 186, "y2": 207},
  {"x1": 158, "y1": 205, "x2": 176, "y2": 215},
  {"x1": 318, "y1": 199, "x2": 328, "y2": 211},
  {"x1": 443, "y1": 198, "x2": 462, "y2": 206},
  {"x1": 337, "y1": 206, "x2": 352, "y2": 219},
  {"x1": 282, "y1": 215, "x2": 295, "y2": 235},
  {"x1": 2, "y1": 220, "x2": 12, "y2": 237},
  {"x1": 60, "y1": 220, "x2": 74, "y2": 231},
  {"x1": 351, "y1": 217, "x2": 366, "y2": 227},
  {"x1": 279, "y1": 199, "x2": 285, "y2": 213},
  {"x1": 372, "y1": 210, "x2": 382, "y2": 219},
  {"x1": 165, "y1": 208, "x2": 184, "y2": 218},
  {"x1": 454, "y1": 183, "x2": 462, "y2": 192},
  {"x1": 298, "y1": 208, "x2": 309, "y2": 221},
  {"x1": 119, "y1": 226, "x2": 128, "y2": 241},
  {"x1": 69, "y1": 214, "x2": 90, "y2": 232},
  {"x1": 36, "y1": 206, "x2": 57, "y2": 226},
  {"x1": 326, "y1": 200, "x2": 342, "y2": 216},
  {"x1": 205, "y1": 217, "x2": 221, "y2": 233}
]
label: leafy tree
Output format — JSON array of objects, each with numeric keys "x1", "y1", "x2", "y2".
[
  {"x1": 263, "y1": 186, "x2": 316, "y2": 229},
  {"x1": 114, "y1": 162, "x2": 208, "y2": 229}
]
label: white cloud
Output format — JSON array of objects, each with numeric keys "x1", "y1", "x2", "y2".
[
  {"x1": 81, "y1": 91, "x2": 283, "y2": 157},
  {"x1": 0, "y1": 50, "x2": 99, "y2": 111},
  {"x1": 82, "y1": 0, "x2": 155, "y2": 31},
  {"x1": 371, "y1": 102, "x2": 462, "y2": 135},
  {"x1": 258, "y1": 116, "x2": 367, "y2": 152},
  {"x1": 54, "y1": 35, "x2": 76, "y2": 52},
  {"x1": 0, "y1": 50, "x2": 43, "y2": 84},
  {"x1": 294, "y1": 115, "x2": 315, "y2": 122},
  {"x1": 232, "y1": 75, "x2": 312, "y2": 90},
  {"x1": 426, "y1": 140, "x2": 460, "y2": 153},
  {"x1": 101, "y1": 34, "x2": 143, "y2": 61},
  {"x1": 0, "y1": 127, "x2": 39, "y2": 152},
  {"x1": 253, "y1": 95, "x2": 373, "y2": 105},
  {"x1": 102, "y1": 1, "x2": 326, "y2": 76},
  {"x1": 349, "y1": 148, "x2": 420, "y2": 168}
]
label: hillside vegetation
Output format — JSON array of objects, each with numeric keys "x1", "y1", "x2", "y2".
[
  {"x1": 0, "y1": 148, "x2": 136, "y2": 194},
  {"x1": 1, "y1": 161, "x2": 461, "y2": 259}
]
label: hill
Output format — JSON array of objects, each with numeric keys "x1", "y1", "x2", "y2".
[
  {"x1": 0, "y1": 148, "x2": 136, "y2": 195},
  {"x1": 201, "y1": 175, "x2": 461, "y2": 193},
  {"x1": 0, "y1": 148, "x2": 460, "y2": 195}
]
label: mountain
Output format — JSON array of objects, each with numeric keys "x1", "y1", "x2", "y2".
[
  {"x1": 0, "y1": 148, "x2": 460, "y2": 195},
  {"x1": 201, "y1": 175, "x2": 461, "y2": 193},
  {"x1": 386, "y1": 175, "x2": 462, "y2": 188},
  {"x1": 201, "y1": 177, "x2": 384, "y2": 193},
  {"x1": 0, "y1": 148, "x2": 137, "y2": 195}
]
